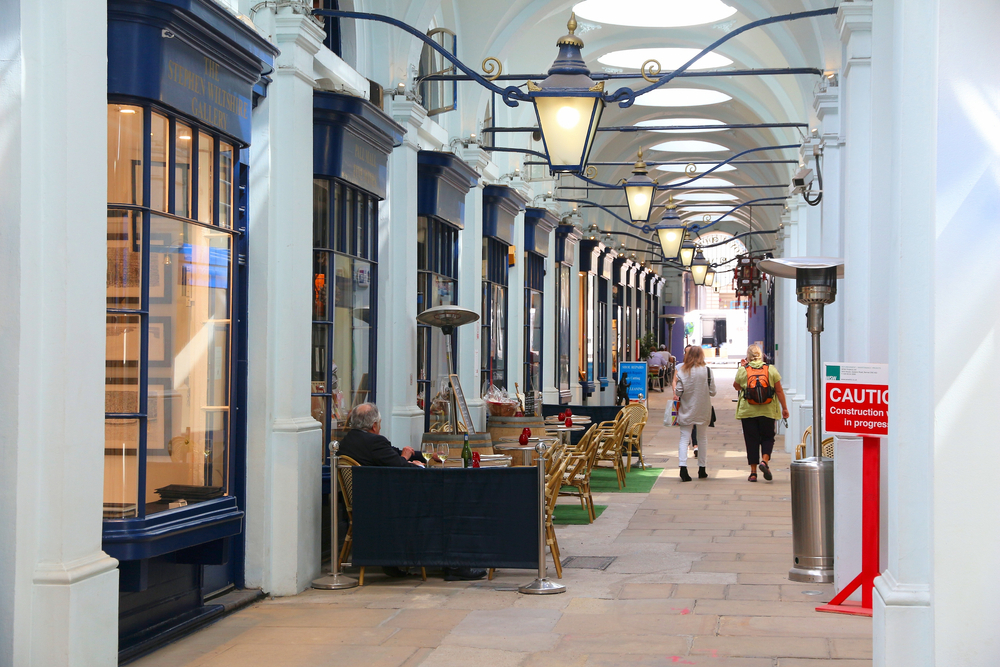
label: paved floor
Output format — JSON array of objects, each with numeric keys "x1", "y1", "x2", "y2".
[{"x1": 132, "y1": 367, "x2": 871, "y2": 667}]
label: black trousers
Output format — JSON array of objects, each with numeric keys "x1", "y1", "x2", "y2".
[{"x1": 740, "y1": 416, "x2": 776, "y2": 465}]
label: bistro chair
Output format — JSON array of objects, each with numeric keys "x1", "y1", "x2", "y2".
[
  {"x1": 796, "y1": 426, "x2": 835, "y2": 461},
  {"x1": 594, "y1": 419, "x2": 628, "y2": 489},
  {"x1": 559, "y1": 425, "x2": 600, "y2": 523},
  {"x1": 620, "y1": 403, "x2": 649, "y2": 472},
  {"x1": 543, "y1": 452, "x2": 571, "y2": 578},
  {"x1": 648, "y1": 366, "x2": 664, "y2": 393},
  {"x1": 336, "y1": 455, "x2": 359, "y2": 578}
]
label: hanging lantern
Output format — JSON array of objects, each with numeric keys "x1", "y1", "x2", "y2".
[
  {"x1": 623, "y1": 149, "x2": 656, "y2": 223},
  {"x1": 527, "y1": 14, "x2": 605, "y2": 173},
  {"x1": 691, "y1": 247, "x2": 710, "y2": 285},
  {"x1": 704, "y1": 268, "x2": 716, "y2": 287},
  {"x1": 679, "y1": 234, "x2": 697, "y2": 267},
  {"x1": 654, "y1": 195, "x2": 685, "y2": 261}
]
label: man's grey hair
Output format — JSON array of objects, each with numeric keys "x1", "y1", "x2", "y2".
[
  {"x1": 349, "y1": 402, "x2": 381, "y2": 431},
  {"x1": 659, "y1": 344, "x2": 667, "y2": 351}
]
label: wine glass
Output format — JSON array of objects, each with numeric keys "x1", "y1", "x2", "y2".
[{"x1": 436, "y1": 443, "x2": 450, "y2": 467}]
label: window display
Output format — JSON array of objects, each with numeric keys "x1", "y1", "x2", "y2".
[
  {"x1": 481, "y1": 237, "x2": 509, "y2": 389},
  {"x1": 312, "y1": 179, "x2": 378, "y2": 459},
  {"x1": 417, "y1": 216, "x2": 459, "y2": 431},
  {"x1": 104, "y1": 103, "x2": 237, "y2": 519}
]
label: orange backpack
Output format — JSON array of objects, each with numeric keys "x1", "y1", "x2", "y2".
[{"x1": 745, "y1": 364, "x2": 774, "y2": 405}]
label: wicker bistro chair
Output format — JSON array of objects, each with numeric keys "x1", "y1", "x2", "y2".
[
  {"x1": 559, "y1": 425, "x2": 599, "y2": 522},
  {"x1": 594, "y1": 419, "x2": 628, "y2": 489},
  {"x1": 795, "y1": 425, "x2": 835, "y2": 460},
  {"x1": 543, "y1": 452, "x2": 571, "y2": 578},
  {"x1": 335, "y1": 455, "x2": 360, "y2": 576},
  {"x1": 619, "y1": 403, "x2": 649, "y2": 473}
]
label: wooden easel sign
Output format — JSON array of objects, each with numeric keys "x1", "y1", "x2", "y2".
[{"x1": 449, "y1": 374, "x2": 476, "y2": 434}]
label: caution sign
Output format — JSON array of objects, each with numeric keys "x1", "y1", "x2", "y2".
[{"x1": 824, "y1": 362, "x2": 888, "y2": 437}]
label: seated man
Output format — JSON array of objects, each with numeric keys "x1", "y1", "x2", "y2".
[
  {"x1": 339, "y1": 403, "x2": 426, "y2": 467},
  {"x1": 338, "y1": 403, "x2": 485, "y2": 582}
]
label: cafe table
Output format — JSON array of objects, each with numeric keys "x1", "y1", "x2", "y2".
[
  {"x1": 543, "y1": 424, "x2": 586, "y2": 448},
  {"x1": 495, "y1": 436, "x2": 558, "y2": 466}
]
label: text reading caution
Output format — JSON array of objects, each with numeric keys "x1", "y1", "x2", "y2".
[{"x1": 823, "y1": 362, "x2": 889, "y2": 437}]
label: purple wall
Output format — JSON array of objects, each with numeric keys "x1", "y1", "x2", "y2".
[{"x1": 661, "y1": 305, "x2": 686, "y2": 362}]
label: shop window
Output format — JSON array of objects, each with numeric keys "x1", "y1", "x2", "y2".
[
  {"x1": 579, "y1": 272, "x2": 595, "y2": 384},
  {"x1": 523, "y1": 252, "x2": 544, "y2": 399},
  {"x1": 311, "y1": 179, "x2": 378, "y2": 460},
  {"x1": 481, "y1": 237, "x2": 509, "y2": 389},
  {"x1": 556, "y1": 265, "x2": 571, "y2": 403},
  {"x1": 104, "y1": 103, "x2": 239, "y2": 520},
  {"x1": 597, "y1": 278, "x2": 608, "y2": 380},
  {"x1": 417, "y1": 216, "x2": 459, "y2": 430}
]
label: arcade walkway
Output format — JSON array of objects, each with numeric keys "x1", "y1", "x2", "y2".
[{"x1": 132, "y1": 368, "x2": 871, "y2": 667}]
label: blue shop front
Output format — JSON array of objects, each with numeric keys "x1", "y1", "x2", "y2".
[{"x1": 103, "y1": 0, "x2": 275, "y2": 660}]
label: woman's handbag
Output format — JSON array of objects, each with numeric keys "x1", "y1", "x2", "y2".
[{"x1": 709, "y1": 406, "x2": 717, "y2": 427}]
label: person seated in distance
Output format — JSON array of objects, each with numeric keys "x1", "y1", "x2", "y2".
[
  {"x1": 339, "y1": 402, "x2": 426, "y2": 467},
  {"x1": 337, "y1": 402, "x2": 486, "y2": 582}
]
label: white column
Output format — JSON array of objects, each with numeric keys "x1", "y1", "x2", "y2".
[
  {"x1": 0, "y1": 1, "x2": 119, "y2": 664},
  {"x1": 781, "y1": 208, "x2": 806, "y2": 451},
  {"x1": 377, "y1": 99, "x2": 426, "y2": 449},
  {"x1": 245, "y1": 8, "x2": 324, "y2": 597},
  {"x1": 507, "y1": 181, "x2": 531, "y2": 400},
  {"x1": 815, "y1": 82, "x2": 844, "y2": 364},
  {"x1": 459, "y1": 146, "x2": 490, "y2": 431},
  {"x1": 868, "y1": 0, "x2": 934, "y2": 663},
  {"x1": 541, "y1": 234, "x2": 560, "y2": 405}
]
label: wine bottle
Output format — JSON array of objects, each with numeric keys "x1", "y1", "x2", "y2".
[{"x1": 462, "y1": 433, "x2": 472, "y2": 468}]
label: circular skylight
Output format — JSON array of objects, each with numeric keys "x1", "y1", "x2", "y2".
[
  {"x1": 636, "y1": 118, "x2": 727, "y2": 134},
  {"x1": 598, "y1": 48, "x2": 732, "y2": 71},
  {"x1": 656, "y1": 162, "x2": 736, "y2": 173},
  {"x1": 668, "y1": 176, "x2": 733, "y2": 187},
  {"x1": 651, "y1": 140, "x2": 729, "y2": 152},
  {"x1": 681, "y1": 205, "x2": 736, "y2": 212},
  {"x1": 673, "y1": 192, "x2": 738, "y2": 201},
  {"x1": 634, "y1": 88, "x2": 731, "y2": 107},
  {"x1": 573, "y1": 0, "x2": 737, "y2": 28}
]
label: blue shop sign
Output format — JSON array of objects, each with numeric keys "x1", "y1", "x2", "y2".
[
  {"x1": 619, "y1": 362, "x2": 648, "y2": 402},
  {"x1": 108, "y1": 0, "x2": 277, "y2": 145}
]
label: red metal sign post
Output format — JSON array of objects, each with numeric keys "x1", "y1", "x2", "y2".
[{"x1": 816, "y1": 362, "x2": 888, "y2": 617}]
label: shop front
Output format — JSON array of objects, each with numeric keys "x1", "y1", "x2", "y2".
[
  {"x1": 597, "y1": 248, "x2": 614, "y2": 400},
  {"x1": 553, "y1": 223, "x2": 582, "y2": 404},
  {"x1": 578, "y1": 238, "x2": 604, "y2": 402},
  {"x1": 481, "y1": 185, "x2": 526, "y2": 390},
  {"x1": 103, "y1": 0, "x2": 276, "y2": 659},
  {"x1": 522, "y1": 207, "x2": 557, "y2": 405},
  {"x1": 311, "y1": 91, "x2": 403, "y2": 481},
  {"x1": 415, "y1": 151, "x2": 479, "y2": 430}
]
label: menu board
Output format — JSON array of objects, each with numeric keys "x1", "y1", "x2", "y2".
[{"x1": 449, "y1": 374, "x2": 475, "y2": 434}]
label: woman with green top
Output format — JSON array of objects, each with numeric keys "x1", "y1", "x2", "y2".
[{"x1": 733, "y1": 344, "x2": 789, "y2": 482}]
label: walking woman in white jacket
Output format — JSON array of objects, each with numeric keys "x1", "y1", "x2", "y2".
[{"x1": 673, "y1": 345, "x2": 716, "y2": 481}]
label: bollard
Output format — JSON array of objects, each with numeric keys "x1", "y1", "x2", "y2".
[
  {"x1": 518, "y1": 442, "x2": 565, "y2": 595},
  {"x1": 312, "y1": 441, "x2": 358, "y2": 590}
]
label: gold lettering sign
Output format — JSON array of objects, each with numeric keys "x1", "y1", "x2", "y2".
[{"x1": 165, "y1": 56, "x2": 249, "y2": 136}]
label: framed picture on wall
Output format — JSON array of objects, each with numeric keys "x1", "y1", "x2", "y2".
[
  {"x1": 146, "y1": 375, "x2": 178, "y2": 459},
  {"x1": 148, "y1": 316, "x2": 172, "y2": 368},
  {"x1": 149, "y1": 233, "x2": 173, "y2": 304}
]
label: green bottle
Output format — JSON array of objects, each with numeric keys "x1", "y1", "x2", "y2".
[{"x1": 462, "y1": 433, "x2": 472, "y2": 468}]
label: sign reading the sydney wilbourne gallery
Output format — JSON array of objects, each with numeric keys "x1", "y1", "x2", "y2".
[
  {"x1": 162, "y1": 44, "x2": 252, "y2": 143},
  {"x1": 823, "y1": 362, "x2": 889, "y2": 437}
]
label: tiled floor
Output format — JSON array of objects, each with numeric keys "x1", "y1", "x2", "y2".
[{"x1": 131, "y1": 367, "x2": 871, "y2": 667}]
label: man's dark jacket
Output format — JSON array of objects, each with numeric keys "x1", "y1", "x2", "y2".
[{"x1": 338, "y1": 429, "x2": 418, "y2": 467}]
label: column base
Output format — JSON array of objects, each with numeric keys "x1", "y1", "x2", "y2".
[
  {"x1": 29, "y1": 553, "x2": 120, "y2": 667},
  {"x1": 873, "y1": 570, "x2": 932, "y2": 667},
  {"x1": 466, "y1": 398, "x2": 486, "y2": 433},
  {"x1": 269, "y1": 417, "x2": 323, "y2": 597}
]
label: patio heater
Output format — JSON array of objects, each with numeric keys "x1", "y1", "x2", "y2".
[
  {"x1": 659, "y1": 313, "x2": 678, "y2": 355},
  {"x1": 416, "y1": 305, "x2": 480, "y2": 433},
  {"x1": 757, "y1": 257, "x2": 844, "y2": 584}
]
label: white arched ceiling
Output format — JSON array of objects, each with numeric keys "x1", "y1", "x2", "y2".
[{"x1": 357, "y1": 0, "x2": 839, "y2": 242}]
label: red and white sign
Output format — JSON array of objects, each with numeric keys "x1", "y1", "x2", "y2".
[{"x1": 823, "y1": 362, "x2": 888, "y2": 437}]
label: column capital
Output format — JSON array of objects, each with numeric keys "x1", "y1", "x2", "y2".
[
  {"x1": 838, "y1": 1, "x2": 873, "y2": 56},
  {"x1": 459, "y1": 146, "x2": 493, "y2": 184},
  {"x1": 272, "y1": 9, "x2": 324, "y2": 71},
  {"x1": 813, "y1": 83, "x2": 839, "y2": 122},
  {"x1": 391, "y1": 99, "x2": 428, "y2": 150}
]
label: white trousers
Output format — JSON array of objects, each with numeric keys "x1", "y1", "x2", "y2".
[{"x1": 678, "y1": 423, "x2": 708, "y2": 468}]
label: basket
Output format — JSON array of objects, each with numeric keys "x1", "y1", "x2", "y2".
[{"x1": 486, "y1": 400, "x2": 518, "y2": 417}]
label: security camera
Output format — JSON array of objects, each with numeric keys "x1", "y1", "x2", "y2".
[{"x1": 789, "y1": 166, "x2": 814, "y2": 196}]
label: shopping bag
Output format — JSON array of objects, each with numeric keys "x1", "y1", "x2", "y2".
[{"x1": 664, "y1": 399, "x2": 679, "y2": 426}]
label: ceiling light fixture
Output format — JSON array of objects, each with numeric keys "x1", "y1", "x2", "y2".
[
  {"x1": 623, "y1": 149, "x2": 657, "y2": 223},
  {"x1": 573, "y1": 0, "x2": 737, "y2": 28},
  {"x1": 598, "y1": 48, "x2": 732, "y2": 71}
]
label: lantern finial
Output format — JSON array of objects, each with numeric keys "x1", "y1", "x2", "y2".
[{"x1": 558, "y1": 13, "x2": 584, "y2": 48}]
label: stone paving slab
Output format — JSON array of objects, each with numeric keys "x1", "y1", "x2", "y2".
[{"x1": 131, "y1": 368, "x2": 870, "y2": 667}]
